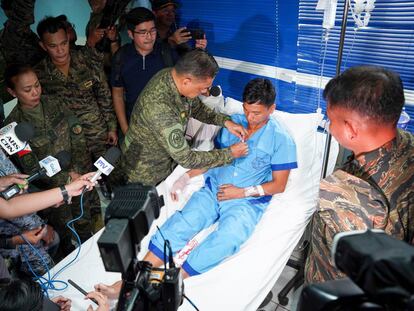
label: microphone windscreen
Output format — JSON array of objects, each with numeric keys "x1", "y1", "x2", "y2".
[
  {"x1": 15, "y1": 122, "x2": 35, "y2": 141},
  {"x1": 54, "y1": 150, "x2": 72, "y2": 170},
  {"x1": 209, "y1": 86, "x2": 221, "y2": 97},
  {"x1": 105, "y1": 147, "x2": 121, "y2": 165}
]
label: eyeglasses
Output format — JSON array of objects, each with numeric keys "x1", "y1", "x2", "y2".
[{"x1": 132, "y1": 28, "x2": 157, "y2": 37}]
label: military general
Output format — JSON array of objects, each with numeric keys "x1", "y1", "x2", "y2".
[{"x1": 122, "y1": 49, "x2": 249, "y2": 186}]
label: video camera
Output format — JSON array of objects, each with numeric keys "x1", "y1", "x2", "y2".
[
  {"x1": 298, "y1": 230, "x2": 414, "y2": 311},
  {"x1": 97, "y1": 183, "x2": 184, "y2": 311}
]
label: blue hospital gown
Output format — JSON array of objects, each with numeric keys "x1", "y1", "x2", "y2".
[{"x1": 149, "y1": 114, "x2": 297, "y2": 275}]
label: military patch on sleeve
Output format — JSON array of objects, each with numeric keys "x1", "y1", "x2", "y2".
[
  {"x1": 163, "y1": 123, "x2": 186, "y2": 153},
  {"x1": 71, "y1": 124, "x2": 83, "y2": 135}
]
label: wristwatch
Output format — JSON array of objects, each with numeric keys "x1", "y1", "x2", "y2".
[{"x1": 59, "y1": 185, "x2": 70, "y2": 204}]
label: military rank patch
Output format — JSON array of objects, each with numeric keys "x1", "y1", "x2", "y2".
[
  {"x1": 83, "y1": 80, "x2": 93, "y2": 88},
  {"x1": 71, "y1": 124, "x2": 83, "y2": 135},
  {"x1": 163, "y1": 123, "x2": 186, "y2": 152}
]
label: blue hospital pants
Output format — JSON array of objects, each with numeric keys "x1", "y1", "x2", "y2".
[{"x1": 149, "y1": 181, "x2": 270, "y2": 276}]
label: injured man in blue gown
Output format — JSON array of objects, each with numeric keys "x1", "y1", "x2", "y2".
[{"x1": 144, "y1": 78, "x2": 298, "y2": 278}]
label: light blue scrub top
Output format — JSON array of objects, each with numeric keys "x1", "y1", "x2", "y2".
[{"x1": 206, "y1": 114, "x2": 298, "y2": 189}]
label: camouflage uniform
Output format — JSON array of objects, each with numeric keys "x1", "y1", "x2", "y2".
[
  {"x1": 0, "y1": 0, "x2": 45, "y2": 67},
  {"x1": 122, "y1": 68, "x2": 234, "y2": 186},
  {"x1": 0, "y1": 0, "x2": 45, "y2": 104},
  {"x1": 34, "y1": 49, "x2": 118, "y2": 161},
  {"x1": 0, "y1": 149, "x2": 54, "y2": 276},
  {"x1": 305, "y1": 130, "x2": 414, "y2": 283},
  {"x1": 5, "y1": 96, "x2": 102, "y2": 255}
]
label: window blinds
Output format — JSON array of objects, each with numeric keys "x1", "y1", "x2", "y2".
[{"x1": 296, "y1": 0, "x2": 414, "y2": 131}]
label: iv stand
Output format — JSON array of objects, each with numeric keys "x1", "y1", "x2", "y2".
[{"x1": 320, "y1": 0, "x2": 350, "y2": 178}]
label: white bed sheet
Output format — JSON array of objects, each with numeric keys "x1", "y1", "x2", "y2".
[{"x1": 45, "y1": 104, "x2": 338, "y2": 311}]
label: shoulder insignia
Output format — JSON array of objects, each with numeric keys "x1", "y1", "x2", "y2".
[{"x1": 163, "y1": 123, "x2": 186, "y2": 153}]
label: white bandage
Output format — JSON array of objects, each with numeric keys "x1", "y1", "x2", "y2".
[
  {"x1": 256, "y1": 185, "x2": 265, "y2": 196},
  {"x1": 244, "y1": 186, "x2": 257, "y2": 197},
  {"x1": 244, "y1": 185, "x2": 265, "y2": 197}
]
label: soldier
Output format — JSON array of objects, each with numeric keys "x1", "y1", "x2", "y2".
[
  {"x1": 0, "y1": 0, "x2": 44, "y2": 106},
  {"x1": 34, "y1": 16, "x2": 118, "y2": 161},
  {"x1": 121, "y1": 49, "x2": 248, "y2": 186},
  {"x1": 0, "y1": 0, "x2": 45, "y2": 67},
  {"x1": 4, "y1": 64, "x2": 102, "y2": 258},
  {"x1": 305, "y1": 66, "x2": 414, "y2": 283}
]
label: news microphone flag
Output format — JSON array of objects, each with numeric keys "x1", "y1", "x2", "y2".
[
  {"x1": 90, "y1": 146, "x2": 121, "y2": 183},
  {"x1": 0, "y1": 122, "x2": 34, "y2": 155}
]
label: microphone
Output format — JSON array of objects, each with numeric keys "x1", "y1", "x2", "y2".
[
  {"x1": 2, "y1": 150, "x2": 71, "y2": 200},
  {"x1": 209, "y1": 85, "x2": 221, "y2": 97},
  {"x1": 0, "y1": 122, "x2": 35, "y2": 155},
  {"x1": 27, "y1": 150, "x2": 71, "y2": 181},
  {"x1": 15, "y1": 122, "x2": 35, "y2": 157},
  {"x1": 90, "y1": 147, "x2": 121, "y2": 183}
]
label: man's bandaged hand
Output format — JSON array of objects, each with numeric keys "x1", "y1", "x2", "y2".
[{"x1": 170, "y1": 173, "x2": 190, "y2": 201}]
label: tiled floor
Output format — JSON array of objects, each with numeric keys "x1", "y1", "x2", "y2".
[
  {"x1": 256, "y1": 265, "x2": 303, "y2": 311},
  {"x1": 257, "y1": 249, "x2": 305, "y2": 311}
]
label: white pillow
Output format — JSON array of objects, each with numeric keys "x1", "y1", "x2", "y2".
[{"x1": 223, "y1": 97, "x2": 325, "y2": 199}]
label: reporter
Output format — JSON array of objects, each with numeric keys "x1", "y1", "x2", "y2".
[
  {"x1": 0, "y1": 172, "x2": 97, "y2": 220},
  {"x1": 0, "y1": 174, "x2": 28, "y2": 192}
]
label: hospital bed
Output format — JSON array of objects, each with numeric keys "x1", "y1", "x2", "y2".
[{"x1": 45, "y1": 97, "x2": 338, "y2": 311}]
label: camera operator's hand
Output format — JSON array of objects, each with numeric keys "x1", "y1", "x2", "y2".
[
  {"x1": 94, "y1": 280, "x2": 122, "y2": 300},
  {"x1": 51, "y1": 296, "x2": 71, "y2": 311},
  {"x1": 87, "y1": 27, "x2": 105, "y2": 48},
  {"x1": 195, "y1": 34, "x2": 208, "y2": 50},
  {"x1": 169, "y1": 27, "x2": 191, "y2": 46},
  {"x1": 170, "y1": 173, "x2": 190, "y2": 201},
  {"x1": 86, "y1": 291, "x2": 109, "y2": 311},
  {"x1": 0, "y1": 173, "x2": 29, "y2": 192}
]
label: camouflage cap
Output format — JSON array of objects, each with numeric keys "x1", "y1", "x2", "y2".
[{"x1": 151, "y1": 0, "x2": 179, "y2": 11}]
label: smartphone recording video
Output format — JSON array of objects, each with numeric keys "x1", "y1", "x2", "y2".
[{"x1": 189, "y1": 29, "x2": 205, "y2": 40}]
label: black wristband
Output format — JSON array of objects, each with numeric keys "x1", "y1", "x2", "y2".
[{"x1": 59, "y1": 185, "x2": 69, "y2": 204}]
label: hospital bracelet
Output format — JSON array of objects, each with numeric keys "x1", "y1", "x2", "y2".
[{"x1": 244, "y1": 185, "x2": 265, "y2": 197}]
